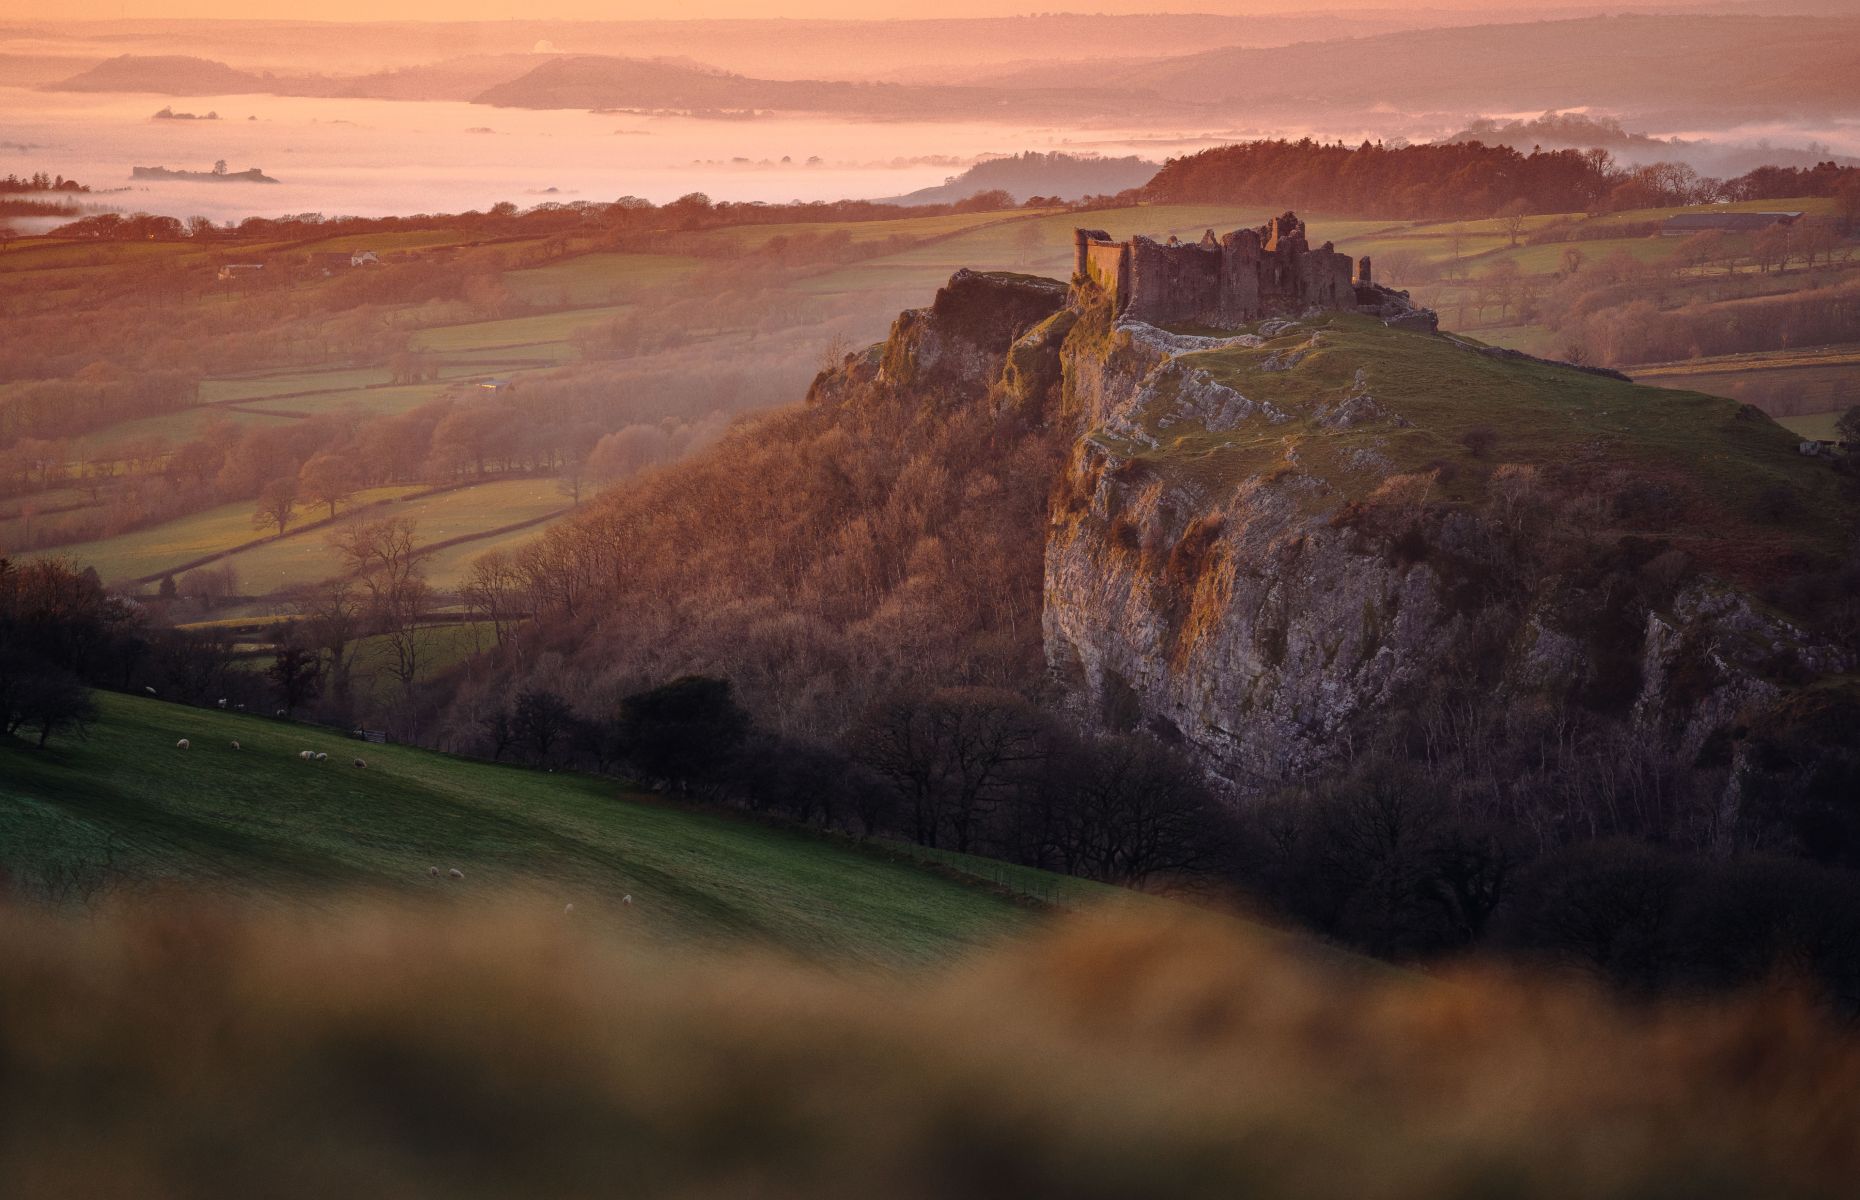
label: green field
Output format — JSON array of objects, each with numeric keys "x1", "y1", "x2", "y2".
[
  {"x1": 683, "y1": 209, "x2": 1044, "y2": 253},
  {"x1": 410, "y1": 305, "x2": 633, "y2": 352},
  {"x1": 503, "y1": 252, "x2": 704, "y2": 306},
  {"x1": 35, "y1": 485, "x2": 420, "y2": 586},
  {"x1": 1634, "y1": 344, "x2": 1860, "y2": 427},
  {"x1": 417, "y1": 512, "x2": 565, "y2": 587},
  {"x1": 1778, "y1": 411, "x2": 1844, "y2": 440},
  {"x1": 206, "y1": 477, "x2": 569, "y2": 595},
  {"x1": 37, "y1": 477, "x2": 560, "y2": 592},
  {"x1": 0, "y1": 692, "x2": 1033, "y2": 965},
  {"x1": 291, "y1": 229, "x2": 484, "y2": 255},
  {"x1": 198, "y1": 366, "x2": 395, "y2": 405}
]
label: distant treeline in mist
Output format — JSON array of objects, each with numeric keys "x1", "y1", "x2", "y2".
[
  {"x1": 1146, "y1": 139, "x2": 1860, "y2": 218},
  {"x1": 45, "y1": 189, "x2": 1045, "y2": 245}
]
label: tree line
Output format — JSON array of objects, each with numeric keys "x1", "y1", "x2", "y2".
[{"x1": 1144, "y1": 138, "x2": 1860, "y2": 221}]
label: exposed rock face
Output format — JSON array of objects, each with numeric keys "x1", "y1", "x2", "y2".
[
  {"x1": 1041, "y1": 304, "x2": 1849, "y2": 791},
  {"x1": 877, "y1": 268, "x2": 1068, "y2": 398},
  {"x1": 815, "y1": 268, "x2": 1853, "y2": 796}
]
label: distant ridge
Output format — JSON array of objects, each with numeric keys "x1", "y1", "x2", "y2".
[
  {"x1": 45, "y1": 53, "x2": 560, "y2": 104},
  {"x1": 881, "y1": 152, "x2": 1157, "y2": 206}
]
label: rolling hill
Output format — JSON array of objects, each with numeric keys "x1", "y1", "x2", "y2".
[
  {"x1": 976, "y1": 14, "x2": 1860, "y2": 121},
  {"x1": 0, "y1": 691, "x2": 1043, "y2": 966}
]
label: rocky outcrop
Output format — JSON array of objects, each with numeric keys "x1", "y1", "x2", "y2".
[
  {"x1": 875, "y1": 268, "x2": 1068, "y2": 399},
  {"x1": 814, "y1": 267, "x2": 1854, "y2": 795},
  {"x1": 1041, "y1": 303, "x2": 1850, "y2": 790}
]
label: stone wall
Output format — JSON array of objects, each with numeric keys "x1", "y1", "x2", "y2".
[{"x1": 1075, "y1": 212, "x2": 1362, "y2": 329}]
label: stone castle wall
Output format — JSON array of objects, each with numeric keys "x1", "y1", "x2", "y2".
[{"x1": 1074, "y1": 213, "x2": 1367, "y2": 329}]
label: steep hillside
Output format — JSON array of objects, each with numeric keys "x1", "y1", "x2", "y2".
[
  {"x1": 484, "y1": 252, "x2": 1856, "y2": 817},
  {"x1": 794, "y1": 266, "x2": 1859, "y2": 798},
  {"x1": 0, "y1": 692, "x2": 1033, "y2": 965},
  {"x1": 1047, "y1": 304, "x2": 1857, "y2": 788}
]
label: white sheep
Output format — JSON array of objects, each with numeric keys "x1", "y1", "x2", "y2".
[
  {"x1": 235, "y1": 703, "x2": 245, "y2": 712},
  {"x1": 144, "y1": 686, "x2": 157, "y2": 696},
  {"x1": 276, "y1": 709, "x2": 287, "y2": 717},
  {"x1": 352, "y1": 758, "x2": 366, "y2": 769},
  {"x1": 314, "y1": 752, "x2": 328, "y2": 762},
  {"x1": 447, "y1": 868, "x2": 464, "y2": 880},
  {"x1": 230, "y1": 740, "x2": 241, "y2": 750},
  {"x1": 175, "y1": 738, "x2": 190, "y2": 750},
  {"x1": 564, "y1": 903, "x2": 575, "y2": 915},
  {"x1": 217, "y1": 698, "x2": 227, "y2": 709},
  {"x1": 299, "y1": 750, "x2": 314, "y2": 760},
  {"x1": 621, "y1": 894, "x2": 633, "y2": 906},
  {"x1": 429, "y1": 866, "x2": 440, "y2": 877}
]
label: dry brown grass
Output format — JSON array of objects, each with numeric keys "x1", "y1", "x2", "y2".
[{"x1": 3, "y1": 896, "x2": 1858, "y2": 1199}]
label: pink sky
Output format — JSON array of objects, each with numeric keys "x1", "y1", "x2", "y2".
[{"x1": 23, "y1": 0, "x2": 1637, "y2": 20}]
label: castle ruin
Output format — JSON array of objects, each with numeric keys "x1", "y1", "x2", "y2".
[{"x1": 1074, "y1": 212, "x2": 1433, "y2": 332}]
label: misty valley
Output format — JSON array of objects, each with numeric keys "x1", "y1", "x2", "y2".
[{"x1": 3, "y1": 7, "x2": 1860, "y2": 1199}]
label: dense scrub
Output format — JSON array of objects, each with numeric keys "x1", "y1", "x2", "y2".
[{"x1": 445, "y1": 368, "x2": 1067, "y2": 742}]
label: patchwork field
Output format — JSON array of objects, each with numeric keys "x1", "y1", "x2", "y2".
[
  {"x1": 409, "y1": 304, "x2": 634, "y2": 352},
  {"x1": 503, "y1": 252, "x2": 703, "y2": 305},
  {"x1": 1634, "y1": 345, "x2": 1860, "y2": 421},
  {"x1": 35, "y1": 478, "x2": 564, "y2": 593}
]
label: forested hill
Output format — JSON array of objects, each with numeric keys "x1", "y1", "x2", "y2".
[
  {"x1": 1144, "y1": 139, "x2": 1860, "y2": 218},
  {"x1": 883, "y1": 153, "x2": 1158, "y2": 206}
]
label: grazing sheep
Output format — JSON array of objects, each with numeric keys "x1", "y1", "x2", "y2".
[
  {"x1": 353, "y1": 758, "x2": 366, "y2": 769},
  {"x1": 230, "y1": 740, "x2": 241, "y2": 750},
  {"x1": 447, "y1": 868, "x2": 464, "y2": 880},
  {"x1": 217, "y1": 699, "x2": 227, "y2": 709},
  {"x1": 235, "y1": 703, "x2": 245, "y2": 712},
  {"x1": 621, "y1": 894, "x2": 633, "y2": 906},
  {"x1": 429, "y1": 866, "x2": 440, "y2": 878},
  {"x1": 144, "y1": 687, "x2": 157, "y2": 696},
  {"x1": 314, "y1": 752, "x2": 328, "y2": 762},
  {"x1": 175, "y1": 738, "x2": 190, "y2": 750},
  {"x1": 299, "y1": 750, "x2": 314, "y2": 761},
  {"x1": 276, "y1": 709, "x2": 287, "y2": 717}
]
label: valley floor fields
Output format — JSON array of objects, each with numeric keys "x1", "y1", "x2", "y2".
[{"x1": 12, "y1": 193, "x2": 1855, "y2": 645}]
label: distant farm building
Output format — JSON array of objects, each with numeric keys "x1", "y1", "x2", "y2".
[
  {"x1": 1661, "y1": 211, "x2": 1803, "y2": 236},
  {"x1": 308, "y1": 249, "x2": 382, "y2": 272}
]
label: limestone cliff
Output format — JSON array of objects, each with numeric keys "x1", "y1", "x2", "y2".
[{"x1": 819, "y1": 269, "x2": 1858, "y2": 794}]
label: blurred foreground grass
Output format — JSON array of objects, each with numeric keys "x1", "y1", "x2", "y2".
[{"x1": 2, "y1": 895, "x2": 1856, "y2": 1199}]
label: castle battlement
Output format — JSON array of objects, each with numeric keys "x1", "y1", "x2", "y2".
[{"x1": 1074, "y1": 212, "x2": 1428, "y2": 331}]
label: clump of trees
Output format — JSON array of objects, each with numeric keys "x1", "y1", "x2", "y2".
[{"x1": 1145, "y1": 138, "x2": 1860, "y2": 222}]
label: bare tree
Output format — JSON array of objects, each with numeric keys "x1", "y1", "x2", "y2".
[
  {"x1": 1496, "y1": 198, "x2": 1529, "y2": 248},
  {"x1": 298, "y1": 454, "x2": 359, "y2": 520},
  {"x1": 328, "y1": 516, "x2": 430, "y2": 693},
  {"x1": 853, "y1": 687, "x2": 1046, "y2": 852},
  {"x1": 462, "y1": 550, "x2": 526, "y2": 647},
  {"x1": 253, "y1": 478, "x2": 297, "y2": 536}
]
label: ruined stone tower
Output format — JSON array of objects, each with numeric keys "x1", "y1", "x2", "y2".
[{"x1": 1073, "y1": 213, "x2": 1432, "y2": 332}]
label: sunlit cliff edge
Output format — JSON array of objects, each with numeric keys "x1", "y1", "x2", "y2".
[{"x1": 808, "y1": 229, "x2": 1859, "y2": 804}]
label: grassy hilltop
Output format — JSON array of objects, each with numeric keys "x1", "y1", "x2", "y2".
[{"x1": 0, "y1": 692, "x2": 1038, "y2": 966}]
